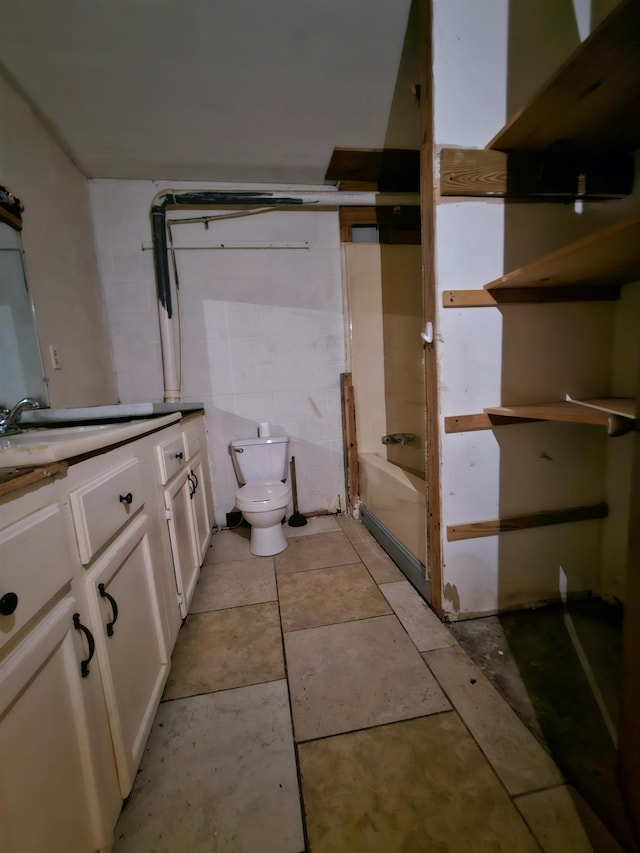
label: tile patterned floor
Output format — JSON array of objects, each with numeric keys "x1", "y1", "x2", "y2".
[{"x1": 113, "y1": 517, "x2": 620, "y2": 853}]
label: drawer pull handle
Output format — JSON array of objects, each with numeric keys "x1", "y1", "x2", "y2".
[
  {"x1": 187, "y1": 472, "x2": 196, "y2": 498},
  {"x1": 190, "y1": 469, "x2": 199, "y2": 492},
  {"x1": 0, "y1": 592, "x2": 18, "y2": 616},
  {"x1": 98, "y1": 583, "x2": 119, "y2": 637},
  {"x1": 175, "y1": 452, "x2": 184, "y2": 460},
  {"x1": 73, "y1": 613, "x2": 95, "y2": 678},
  {"x1": 119, "y1": 492, "x2": 133, "y2": 505}
]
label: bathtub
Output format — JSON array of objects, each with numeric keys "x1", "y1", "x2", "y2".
[{"x1": 358, "y1": 452, "x2": 426, "y2": 567}]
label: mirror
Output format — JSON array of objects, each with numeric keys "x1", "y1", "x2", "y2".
[{"x1": 0, "y1": 219, "x2": 49, "y2": 409}]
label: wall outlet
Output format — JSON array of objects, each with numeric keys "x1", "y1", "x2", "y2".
[{"x1": 49, "y1": 345, "x2": 62, "y2": 370}]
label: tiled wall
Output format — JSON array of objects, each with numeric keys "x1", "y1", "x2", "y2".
[{"x1": 89, "y1": 181, "x2": 346, "y2": 526}]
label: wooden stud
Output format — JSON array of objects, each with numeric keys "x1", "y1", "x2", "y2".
[
  {"x1": 443, "y1": 286, "x2": 620, "y2": 308},
  {"x1": 419, "y1": 0, "x2": 443, "y2": 616},
  {"x1": 340, "y1": 373, "x2": 359, "y2": 510},
  {"x1": 447, "y1": 503, "x2": 608, "y2": 542},
  {"x1": 326, "y1": 147, "x2": 420, "y2": 192}
]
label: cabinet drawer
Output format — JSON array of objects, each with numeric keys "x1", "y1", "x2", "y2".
[
  {"x1": 70, "y1": 458, "x2": 144, "y2": 564},
  {"x1": 181, "y1": 421, "x2": 202, "y2": 461},
  {"x1": 156, "y1": 435, "x2": 185, "y2": 484},
  {"x1": 0, "y1": 504, "x2": 72, "y2": 650}
]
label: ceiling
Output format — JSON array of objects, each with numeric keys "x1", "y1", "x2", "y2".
[{"x1": 1, "y1": 0, "x2": 419, "y2": 185}]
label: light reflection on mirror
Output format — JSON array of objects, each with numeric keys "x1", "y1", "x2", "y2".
[{"x1": 0, "y1": 220, "x2": 49, "y2": 409}]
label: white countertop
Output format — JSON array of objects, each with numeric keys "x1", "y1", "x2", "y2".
[
  {"x1": 19, "y1": 401, "x2": 203, "y2": 425},
  {"x1": 0, "y1": 412, "x2": 182, "y2": 467}
]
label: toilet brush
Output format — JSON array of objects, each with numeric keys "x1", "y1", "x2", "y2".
[{"x1": 288, "y1": 456, "x2": 307, "y2": 527}]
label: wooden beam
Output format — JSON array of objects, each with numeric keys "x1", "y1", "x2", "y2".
[
  {"x1": 325, "y1": 147, "x2": 420, "y2": 192},
  {"x1": 444, "y1": 413, "x2": 540, "y2": 433},
  {"x1": 419, "y1": 0, "x2": 443, "y2": 615},
  {"x1": 340, "y1": 373, "x2": 359, "y2": 509},
  {"x1": 447, "y1": 503, "x2": 608, "y2": 542},
  {"x1": 440, "y1": 147, "x2": 633, "y2": 199},
  {"x1": 443, "y1": 286, "x2": 620, "y2": 307},
  {"x1": 0, "y1": 205, "x2": 23, "y2": 231},
  {"x1": 487, "y1": 0, "x2": 640, "y2": 153}
]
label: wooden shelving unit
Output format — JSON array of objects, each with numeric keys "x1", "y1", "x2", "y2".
[
  {"x1": 484, "y1": 213, "x2": 640, "y2": 294},
  {"x1": 487, "y1": 0, "x2": 640, "y2": 153},
  {"x1": 484, "y1": 398, "x2": 637, "y2": 436}
]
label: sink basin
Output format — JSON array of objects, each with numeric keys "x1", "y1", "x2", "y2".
[{"x1": 0, "y1": 413, "x2": 182, "y2": 467}]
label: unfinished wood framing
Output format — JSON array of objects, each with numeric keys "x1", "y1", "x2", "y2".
[
  {"x1": 0, "y1": 205, "x2": 23, "y2": 231},
  {"x1": 484, "y1": 213, "x2": 640, "y2": 293},
  {"x1": 326, "y1": 147, "x2": 420, "y2": 192},
  {"x1": 487, "y1": 0, "x2": 640, "y2": 152},
  {"x1": 447, "y1": 502, "x2": 608, "y2": 542},
  {"x1": 444, "y1": 413, "x2": 538, "y2": 433},
  {"x1": 442, "y1": 285, "x2": 620, "y2": 307},
  {"x1": 340, "y1": 373, "x2": 359, "y2": 510},
  {"x1": 439, "y1": 147, "x2": 633, "y2": 199},
  {"x1": 419, "y1": 0, "x2": 443, "y2": 615}
]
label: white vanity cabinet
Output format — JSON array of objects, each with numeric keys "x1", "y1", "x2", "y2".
[
  {"x1": 156, "y1": 414, "x2": 213, "y2": 618},
  {"x1": 182, "y1": 417, "x2": 212, "y2": 565},
  {"x1": 0, "y1": 411, "x2": 211, "y2": 851},
  {"x1": 65, "y1": 440, "x2": 171, "y2": 799},
  {"x1": 0, "y1": 486, "x2": 120, "y2": 853}
]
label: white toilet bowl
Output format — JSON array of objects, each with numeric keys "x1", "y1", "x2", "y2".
[{"x1": 235, "y1": 481, "x2": 291, "y2": 556}]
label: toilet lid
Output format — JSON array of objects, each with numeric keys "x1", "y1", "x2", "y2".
[{"x1": 236, "y1": 482, "x2": 290, "y2": 503}]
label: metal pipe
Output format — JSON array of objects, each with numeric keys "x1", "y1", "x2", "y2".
[{"x1": 150, "y1": 188, "x2": 420, "y2": 402}]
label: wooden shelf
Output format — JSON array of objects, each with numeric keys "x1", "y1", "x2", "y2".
[
  {"x1": 488, "y1": 0, "x2": 640, "y2": 153},
  {"x1": 484, "y1": 398, "x2": 637, "y2": 435},
  {"x1": 484, "y1": 213, "x2": 640, "y2": 293}
]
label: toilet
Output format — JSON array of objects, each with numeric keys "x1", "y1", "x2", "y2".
[{"x1": 230, "y1": 435, "x2": 291, "y2": 556}]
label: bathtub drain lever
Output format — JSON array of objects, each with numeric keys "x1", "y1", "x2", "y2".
[{"x1": 381, "y1": 433, "x2": 416, "y2": 445}]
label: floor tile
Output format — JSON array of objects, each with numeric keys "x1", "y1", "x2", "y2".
[
  {"x1": 203, "y1": 528, "x2": 252, "y2": 564},
  {"x1": 515, "y1": 785, "x2": 597, "y2": 853},
  {"x1": 335, "y1": 514, "x2": 371, "y2": 543},
  {"x1": 284, "y1": 615, "x2": 450, "y2": 741},
  {"x1": 353, "y1": 538, "x2": 405, "y2": 583},
  {"x1": 285, "y1": 515, "x2": 340, "y2": 537},
  {"x1": 189, "y1": 556, "x2": 276, "y2": 613},
  {"x1": 163, "y1": 603, "x2": 284, "y2": 700},
  {"x1": 275, "y1": 531, "x2": 359, "y2": 575},
  {"x1": 424, "y1": 645, "x2": 563, "y2": 795},
  {"x1": 278, "y1": 563, "x2": 391, "y2": 632},
  {"x1": 113, "y1": 681, "x2": 304, "y2": 853},
  {"x1": 298, "y1": 712, "x2": 539, "y2": 853},
  {"x1": 380, "y1": 580, "x2": 458, "y2": 651}
]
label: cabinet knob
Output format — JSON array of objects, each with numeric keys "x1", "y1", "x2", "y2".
[
  {"x1": 175, "y1": 452, "x2": 184, "y2": 460},
  {"x1": 0, "y1": 592, "x2": 18, "y2": 616},
  {"x1": 119, "y1": 492, "x2": 133, "y2": 505}
]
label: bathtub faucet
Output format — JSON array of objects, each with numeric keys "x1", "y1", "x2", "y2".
[{"x1": 381, "y1": 433, "x2": 416, "y2": 446}]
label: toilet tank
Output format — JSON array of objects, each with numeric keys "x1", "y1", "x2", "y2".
[{"x1": 230, "y1": 436, "x2": 289, "y2": 484}]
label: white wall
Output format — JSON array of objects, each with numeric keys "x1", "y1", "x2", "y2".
[
  {"x1": 432, "y1": 0, "x2": 638, "y2": 618},
  {"x1": 0, "y1": 75, "x2": 116, "y2": 408},
  {"x1": 89, "y1": 180, "x2": 346, "y2": 526}
]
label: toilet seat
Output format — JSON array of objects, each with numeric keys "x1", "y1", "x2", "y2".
[{"x1": 236, "y1": 481, "x2": 290, "y2": 511}]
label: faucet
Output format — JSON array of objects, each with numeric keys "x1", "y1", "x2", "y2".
[
  {"x1": 381, "y1": 433, "x2": 416, "y2": 446},
  {"x1": 0, "y1": 398, "x2": 42, "y2": 436}
]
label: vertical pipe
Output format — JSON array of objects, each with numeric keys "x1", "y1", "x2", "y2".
[{"x1": 151, "y1": 204, "x2": 180, "y2": 401}]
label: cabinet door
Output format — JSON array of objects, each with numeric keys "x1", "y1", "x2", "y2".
[
  {"x1": 164, "y1": 469, "x2": 200, "y2": 617},
  {"x1": 87, "y1": 513, "x2": 168, "y2": 797},
  {"x1": 188, "y1": 454, "x2": 212, "y2": 565},
  {"x1": 0, "y1": 597, "x2": 105, "y2": 853}
]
